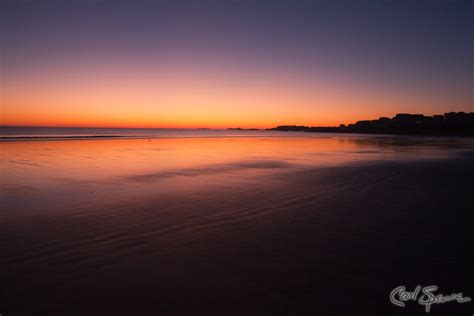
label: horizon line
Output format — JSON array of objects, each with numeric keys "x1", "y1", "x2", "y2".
[{"x1": 2, "y1": 111, "x2": 472, "y2": 130}]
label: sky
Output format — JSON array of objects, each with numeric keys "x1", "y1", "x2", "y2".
[{"x1": 1, "y1": 0, "x2": 472, "y2": 128}]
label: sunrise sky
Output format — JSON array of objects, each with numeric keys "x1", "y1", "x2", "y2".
[{"x1": 1, "y1": 0, "x2": 472, "y2": 128}]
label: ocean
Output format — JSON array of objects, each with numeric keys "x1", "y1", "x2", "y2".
[
  {"x1": 1, "y1": 127, "x2": 473, "y2": 315},
  {"x1": 0, "y1": 127, "x2": 286, "y2": 139}
]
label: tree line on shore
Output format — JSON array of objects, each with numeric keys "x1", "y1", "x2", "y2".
[{"x1": 270, "y1": 112, "x2": 474, "y2": 136}]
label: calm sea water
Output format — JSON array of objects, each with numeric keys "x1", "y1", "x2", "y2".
[
  {"x1": 1, "y1": 128, "x2": 473, "y2": 315},
  {"x1": 0, "y1": 127, "x2": 287, "y2": 139}
]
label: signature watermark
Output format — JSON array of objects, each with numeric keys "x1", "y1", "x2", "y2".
[{"x1": 390, "y1": 285, "x2": 471, "y2": 313}]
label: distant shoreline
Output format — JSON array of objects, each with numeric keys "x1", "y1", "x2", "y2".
[{"x1": 269, "y1": 112, "x2": 474, "y2": 136}]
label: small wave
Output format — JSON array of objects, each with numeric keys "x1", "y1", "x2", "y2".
[{"x1": 0, "y1": 135, "x2": 128, "y2": 141}]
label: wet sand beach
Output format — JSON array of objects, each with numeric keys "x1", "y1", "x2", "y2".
[{"x1": 1, "y1": 134, "x2": 473, "y2": 315}]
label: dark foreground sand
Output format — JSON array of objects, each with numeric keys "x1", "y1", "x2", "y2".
[{"x1": 1, "y1": 153, "x2": 473, "y2": 315}]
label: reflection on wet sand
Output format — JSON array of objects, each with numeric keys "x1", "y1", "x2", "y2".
[{"x1": 1, "y1": 135, "x2": 473, "y2": 315}]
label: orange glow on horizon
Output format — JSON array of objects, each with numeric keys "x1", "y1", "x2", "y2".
[{"x1": 2, "y1": 63, "x2": 464, "y2": 129}]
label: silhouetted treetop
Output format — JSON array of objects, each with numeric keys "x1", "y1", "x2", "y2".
[{"x1": 270, "y1": 112, "x2": 474, "y2": 136}]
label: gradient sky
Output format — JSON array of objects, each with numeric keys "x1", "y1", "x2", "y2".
[{"x1": 1, "y1": 0, "x2": 472, "y2": 128}]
